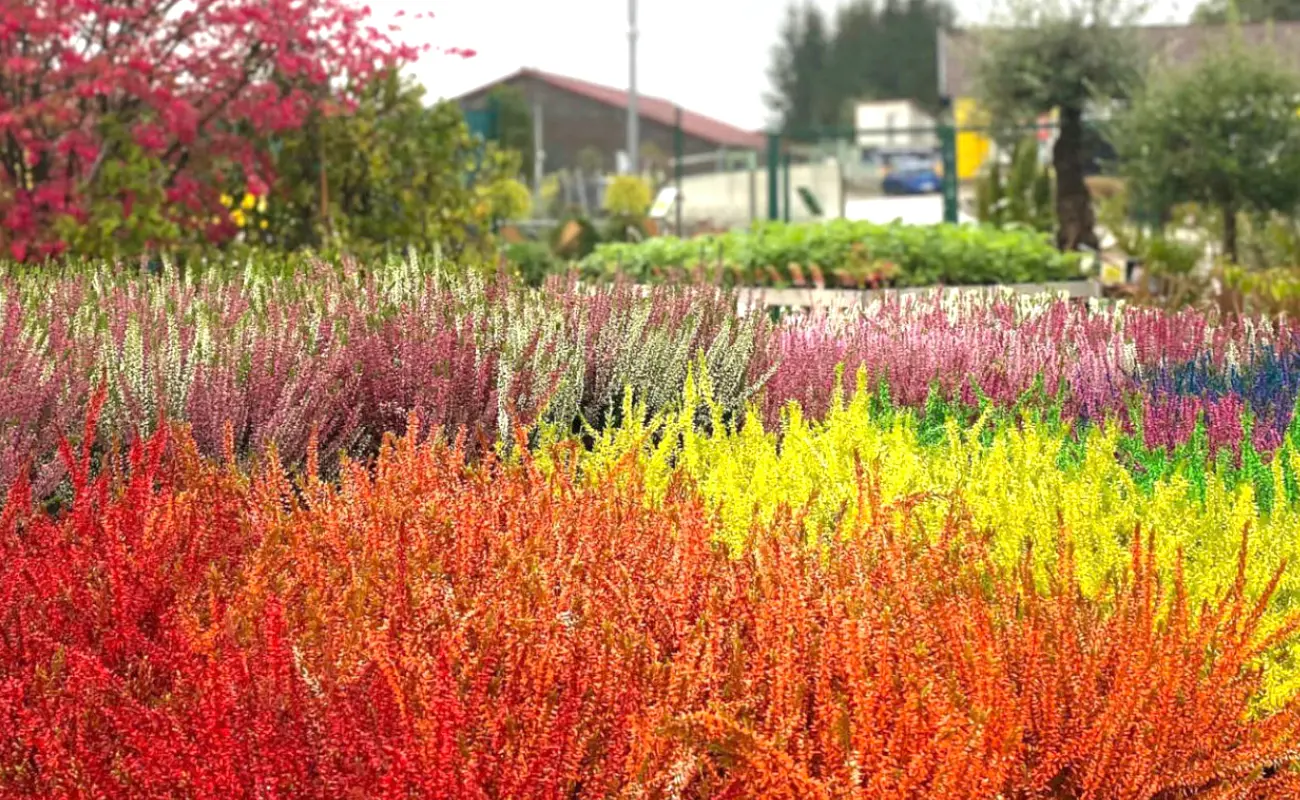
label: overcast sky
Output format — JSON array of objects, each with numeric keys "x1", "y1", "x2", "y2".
[{"x1": 368, "y1": 0, "x2": 1192, "y2": 131}]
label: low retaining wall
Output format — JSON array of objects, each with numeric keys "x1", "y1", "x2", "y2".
[
  {"x1": 734, "y1": 280, "x2": 1101, "y2": 311},
  {"x1": 675, "y1": 161, "x2": 845, "y2": 228}
]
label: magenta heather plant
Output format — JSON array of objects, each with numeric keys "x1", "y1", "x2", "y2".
[{"x1": 759, "y1": 294, "x2": 1300, "y2": 436}]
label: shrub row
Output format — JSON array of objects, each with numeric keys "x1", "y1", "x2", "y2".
[{"x1": 578, "y1": 220, "x2": 1084, "y2": 287}]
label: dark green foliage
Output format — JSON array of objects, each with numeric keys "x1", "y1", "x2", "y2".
[
  {"x1": 829, "y1": 0, "x2": 953, "y2": 116},
  {"x1": 975, "y1": 137, "x2": 1055, "y2": 232},
  {"x1": 767, "y1": 4, "x2": 838, "y2": 135},
  {"x1": 265, "y1": 70, "x2": 514, "y2": 260},
  {"x1": 1111, "y1": 37, "x2": 1300, "y2": 261},
  {"x1": 505, "y1": 241, "x2": 561, "y2": 287}
]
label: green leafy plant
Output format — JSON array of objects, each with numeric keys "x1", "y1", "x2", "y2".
[
  {"x1": 52, "y1": 116, "x2": 179, "y2": 259},
  {"x1": 975, "y1": 137, "x2": 1055, "y2": 232},
  {"x1": 580, "y1": 220, "x2": 1083, "y2": 288},
  {"x1": 266, "y1": 70, "x2": 514, "y2": 263},
  {"x1": 477, "y1": 176, "x2": 533, "y2": 225},
  {"x1": 600, "y1": 175, "x2": 654, "y2": 244},
  {"x1": 603, "y1": 175, "x2": 653, "y2": 218},
  {"x1": 504, "y1": 241, "x2": 562, "y2": 287}
]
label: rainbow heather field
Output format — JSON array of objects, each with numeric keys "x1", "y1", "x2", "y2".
[{"x1": 7, "y1": 258, "x2": 1300, "y2": 797}]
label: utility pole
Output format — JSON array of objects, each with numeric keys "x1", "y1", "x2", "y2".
[
  {"x1": 533, "y1": 100, "x2": 545, "y2": 199},
  {"x1": 627, "y1": 0, "x2": 639, "y2": 175}
]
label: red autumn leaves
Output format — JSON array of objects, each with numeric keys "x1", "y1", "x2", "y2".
[
  {"x1": 0, "y1": 0, "x2": 463, "y2": 259},
  {"x1": 2, "y1": 423, "x2": 1299, "y2": 798}
]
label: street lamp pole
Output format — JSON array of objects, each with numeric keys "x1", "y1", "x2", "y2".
[{"x1": 627, "y1": 0, "x2": 639, "y2": 175}]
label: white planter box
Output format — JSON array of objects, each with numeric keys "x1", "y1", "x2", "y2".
[{"x1": 734, "y1": 280, "x2": 1101, "y2": 311}]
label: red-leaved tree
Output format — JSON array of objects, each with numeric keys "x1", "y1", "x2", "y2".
[{"x1": 0, "y1": 0, "x2": 446, "y2": 260}]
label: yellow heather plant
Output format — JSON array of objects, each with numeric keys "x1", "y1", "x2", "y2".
[{"x1": 540, "y1": 365, "x2": 1300, "y2": 707}]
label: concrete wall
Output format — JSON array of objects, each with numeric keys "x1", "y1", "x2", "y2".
[
  {"x1": 735, "y1": 281, "x2": 1101, "y2": 314},
  {"x1": 675, "y1": 161, "x2": 844, "y2": 229},
  {"x1": 855, "y1": 101, "x2": 937, "y2": 149}
]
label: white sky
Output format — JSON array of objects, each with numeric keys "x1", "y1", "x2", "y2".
[{"x1": 368, "y1": 0, "x2": 1191, "y2": 131}]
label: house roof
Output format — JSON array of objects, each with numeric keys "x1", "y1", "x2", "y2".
[
  {"x1": 938, "y1": 21, "x2": 1300, "y2": 100},
  {"x1": 456, "y1": 67, "x2": 766, "y2": 151}
]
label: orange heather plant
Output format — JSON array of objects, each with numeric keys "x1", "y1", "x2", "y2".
[
  {"x1": 2, "y1": 422, "x2": 1300, "y2": 798},
  {"x1": 663, "y1": 485, "x2": 1300, "y2": 799}
]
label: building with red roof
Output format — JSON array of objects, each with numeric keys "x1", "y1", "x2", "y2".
[{"x1": 455, "y1": 68, "x2": 764, "y2": 176}]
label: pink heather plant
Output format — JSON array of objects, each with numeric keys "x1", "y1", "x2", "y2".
[
  {"x1": 0, "y1": 259, "x2": 768, "y2": 499},
  {"x1": 759, "y1": 294, "x2": 1300, "y2": 433},
  {"x1": 5, "y1": 261, "x2": 1300, "y2": 503}
]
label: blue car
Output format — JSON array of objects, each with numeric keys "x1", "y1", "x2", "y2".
[{"x1": 881, "y1": 154, "x2": 943, "y2": 195}]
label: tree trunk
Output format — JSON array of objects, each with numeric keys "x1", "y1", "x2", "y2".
[
  {"x1": 1052, "y1": 105, "x2": 1099, "y2": 253},
  {"x1": 1221, "y1": 202, "x2": 1238, "y2": 263}
]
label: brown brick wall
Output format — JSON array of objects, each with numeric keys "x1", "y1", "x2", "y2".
[{"x1": 460, "y1": 76, "x2": 733, "y2": 175}]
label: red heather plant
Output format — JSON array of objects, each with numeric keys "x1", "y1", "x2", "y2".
[
  {"x1": 672, "y1": 496, "x2": 1300, "y2": 798},
  {"x1": 3, "y1": 421, "x2": 1300, "y2": 797}
]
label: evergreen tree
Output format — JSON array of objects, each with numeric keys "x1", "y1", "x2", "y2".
[
  {"x1": 767, "y1": 0, "x2": 954, "y2": 137},
  {"x1": 1194, "y1": 0, "x2": 1300, "y2": 22},
  {"x1": 766, "y1": 3, "x2": 836, "y2": 136},
  {"x1": 488, "y1": 86, "x2": 535, "y2": 183}
]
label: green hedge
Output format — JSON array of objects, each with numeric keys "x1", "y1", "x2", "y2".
[{"x1": 577, "y1": 220, "x2": 1083, "y2": 288}]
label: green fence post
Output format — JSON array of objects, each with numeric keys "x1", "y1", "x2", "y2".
[
  {"x1": 939, "y1": 121, "x2": 958, "y2": 225},
  {"x1": 766, "y1": 133, "x2": 781, "y2": 221},
  {"x1": 465, "y1": 96, "x2": 500, "y2": 141},
  {"x1": 782, "y1": 151, "x2": 792, "y2": 223}
]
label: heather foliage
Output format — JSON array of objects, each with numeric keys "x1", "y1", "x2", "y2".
[
  {"x1": 3, "y1": 423, "x2": 1299, "y2": 798},
  {"x1": 0, "y1": 255, "x2": 770, "y2": 500},
  {"x1": 8, "y1": 264, "x2": 1300, "y2": 508},
  {"x1": 9, "y1": 254, "x2": 1300, "y2": 794},
  {"x1": 761, "y1": 292, "x2": 1300, "y2": 430},
  {"x1": 564, "y1": 367, "x2": 1300, "y2": 705}
]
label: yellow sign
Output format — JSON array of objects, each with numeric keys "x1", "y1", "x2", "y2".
[{"x1": 953, "y1": 98, "x2": 991, "y2": 181}]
